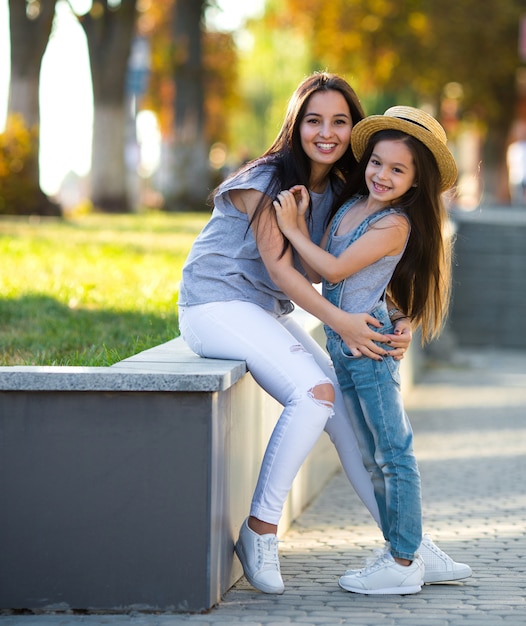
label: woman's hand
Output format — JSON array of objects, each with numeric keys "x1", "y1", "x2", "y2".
[
  {"x1": 338, "y1": 314, "x2": 413, "y2": 361},
  {"x1": 384, "y1": 317, "x2": 413, "y2": 360},
  {"x1": 336, "y1": 311, "x2": 391, "y2": 361}
]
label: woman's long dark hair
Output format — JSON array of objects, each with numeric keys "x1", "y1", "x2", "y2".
[
  {"x1": 210, "y1": 72, "x2": 365, "y2": 252},
  {"x1": 338, "y1": 129, "x2": 453, "y2": 342}
]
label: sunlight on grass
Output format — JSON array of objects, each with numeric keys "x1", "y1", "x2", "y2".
[{"x1": 0, "y1": 212, "x2": 209, "y2": 365}]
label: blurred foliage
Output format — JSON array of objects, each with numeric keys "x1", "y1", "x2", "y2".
[
  {"x1": 139, "y1": 0, "x2": 238, "y2": 145},
  {"x1": 213, "y1": 0, "x2": 526, "y2": 172},
  {"x1": 230, "y1": 0, "x2": 313, "y2": 158},
  {"x1": 0, "y1": 114, "x2": 42, "y2": 215},
  {"x1": 279, "y1": 0, "x2": 524, "y2": 124},
  {"x1": 203, "y1": 30, "x2": 240, "y2": 146},
  {"x1": 136, "y1": 0, "x2": 176, "y2": 135}
]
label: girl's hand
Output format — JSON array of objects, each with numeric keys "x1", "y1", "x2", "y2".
[
  {"x1": 273, "y1": 186, "x2": 309, "y2": 235},
  {"x1": 288, "y1": 184, "x2": 310, "y2": 217}
]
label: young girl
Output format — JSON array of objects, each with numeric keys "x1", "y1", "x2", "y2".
[
  {"x1": 274, "y1": 106, "x2": 461, "y2": 595},
  {"x1": 179, "y1": 74, "x2": 469, "y2": 595}
]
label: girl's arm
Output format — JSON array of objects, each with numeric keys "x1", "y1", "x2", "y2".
[
  {"x1": 274, "y1": 189, "x2": 409, "y2": 284},
  {"x1": 273, "y1": 188, "x2": 412, "y2": 355},
  {"x1": 230, "y1": 187, "x2": 389, "y2": 359},
  {"x1": 286, "y1": 185, "x2": 322, "y2": 283}
]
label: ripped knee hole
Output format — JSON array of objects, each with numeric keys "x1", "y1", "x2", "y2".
[{"x1": 308, "y1": 382, "x2": 335, "y2": 407}]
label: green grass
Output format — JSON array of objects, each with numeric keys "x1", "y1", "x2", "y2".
[{"x1": 0, "y1": 211, "x2": 209, "y2": 365}]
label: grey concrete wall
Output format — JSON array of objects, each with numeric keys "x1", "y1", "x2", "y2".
[
  {"x1": 449, "y1": 207, "x2": 526, "y2": 348},
  {"x1": 0, "y1": 390, "x2": 216, "y2": 611}
]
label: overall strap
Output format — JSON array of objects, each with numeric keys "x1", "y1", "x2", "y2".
[
  {"x1": 325, "y1": 195, "x2": 363, "y2": 250},
  {"x1": 326, "y1": 198, "x2": 406, "y2": 251},
  {"x1": 351, "y1": 206, "x2": 406, "y2": 245}
]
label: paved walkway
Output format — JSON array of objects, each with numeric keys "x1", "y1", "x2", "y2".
[{"x1": 2, "y1": 347, "x2": 525, "y2": 625}]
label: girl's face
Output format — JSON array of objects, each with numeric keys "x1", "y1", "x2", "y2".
[
  {"x1": 299, "y1": 90, "x2": 352, "y2": 177},
  {"x1": 365, "y1": 139, "x2": 416, "y2": 205}
]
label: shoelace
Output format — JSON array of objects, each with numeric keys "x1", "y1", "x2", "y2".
[
  {"x1": 422, "y1": 536, "x2": 447, "y2": 558},
  {"x1": 343, "y1": 547, "x2": 390, "y2": 575},
  {"x1": 364, "y1": 547, "x2": 389, "y2": 567},
  {"x1": 357, "y1": 553, "x2": 393, "y2": 575},
  {"x1": 256, "y1": 535, "x2": 281, "y2": 570}
]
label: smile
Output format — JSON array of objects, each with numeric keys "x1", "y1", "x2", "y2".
[
  {"x1": 373, "y1": 181, "x2": 391, "y2": 192},
  {"x1": 316, "y1": 143, "x2": 337, "y2": 152}
]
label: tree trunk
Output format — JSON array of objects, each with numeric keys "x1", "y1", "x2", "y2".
[
  {"x1": 8, "y1": 0, "x2": 57, "y2": 124},
  {"x1": 160, "y1": 0, "x2": 210, "y2": 211},
  {"x1": 91, "y1": 104, "x2": 129, "y2": 210},
  {"x1": 7, "y1": 0, "x2": 60, "y2": 214},
  {"x1": 78, "y1": 0, "x2": 138, "y2": 212}
]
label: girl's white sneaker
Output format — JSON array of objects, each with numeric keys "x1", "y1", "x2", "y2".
[{"x1": 339, "y1": 552, "x2": 424, "y2": 595}]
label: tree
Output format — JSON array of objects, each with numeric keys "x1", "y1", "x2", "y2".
[
  {"x1": 73, "y1": 0, "x2": 214, "y2": 212},
  {"x1": 7, "y1": 0, "x2": 60, "y2": 214},
  {"x1": 75, "y1": 0, "x2": 139, "y2": 212},
  {"x1": 159, "y1": 0, "x2": 210, "y2": 211},
  {"x1": 140, "y1": 0, "x2": 239, "y2": 207}
]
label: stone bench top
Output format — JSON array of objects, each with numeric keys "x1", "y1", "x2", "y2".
[
  {"x1": 0, "y1": 339, "x2": 247, "y2": 392},
  {"x1": 0, "y1": 309, "x2": 321, "y2": 393}
]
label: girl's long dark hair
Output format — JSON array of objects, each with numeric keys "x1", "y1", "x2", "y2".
[
  {"x1": 338, "y1": 129, "x2": 453, "y2": 342},
  {"x1": 210, "y1": 72, "x2": 366, "y2": 253}
]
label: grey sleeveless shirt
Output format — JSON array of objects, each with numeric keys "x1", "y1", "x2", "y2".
[{"x1": 178, "y1": 162, "x2": 335, "y2": 315}]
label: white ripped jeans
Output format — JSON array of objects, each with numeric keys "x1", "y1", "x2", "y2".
[{"x1": 179, "y1": 300, "x2": 380, "y2": 526}]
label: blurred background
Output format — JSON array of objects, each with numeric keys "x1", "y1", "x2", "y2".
[{"x1": 2, "y1": 0, "x2": 526, "y2": 216}]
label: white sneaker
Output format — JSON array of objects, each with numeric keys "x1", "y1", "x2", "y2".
[
  {"x1": 419, "y1": 534, "x2": 472, "y2": 583},
  {"x1": 234, "y1": 518, "x2": 284, "y2": 594},
  {"x1": 339, "y1": 552, "x2": 424, "y2": 595}
]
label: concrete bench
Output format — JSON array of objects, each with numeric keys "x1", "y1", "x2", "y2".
[{"x1": 0, "y1": 310, "x2": 343, "y2": 613}]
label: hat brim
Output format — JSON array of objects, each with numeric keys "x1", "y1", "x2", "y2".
[{"x1": 351, "y1": 115, "x2": 458, "y2": 191}]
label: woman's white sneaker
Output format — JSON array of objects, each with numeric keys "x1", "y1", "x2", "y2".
[
  {"x1": 380, "y1": 536, "x2": 472, "y2": 583},
  {"x1": 234, "y1": 518, "x2": 284, "y2": 594},
  {"x1": 339, "y1": 552, "x2": 424, "y2": 595}
]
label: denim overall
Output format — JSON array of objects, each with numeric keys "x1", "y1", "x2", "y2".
[{"x1": 323, "y1": 201, "x2": 422, "y2": 561}]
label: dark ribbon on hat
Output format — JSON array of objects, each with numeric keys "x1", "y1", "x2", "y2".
[{"x1": 397, "y1": 117, "x2": 431, "y2": 132}]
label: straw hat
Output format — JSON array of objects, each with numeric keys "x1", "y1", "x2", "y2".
[{"x1": 351, "y1": 106, "x2": 458, "y2": 191}]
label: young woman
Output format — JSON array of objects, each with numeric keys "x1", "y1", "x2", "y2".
[
  {"x1": 178, "y1": 75, "x2": 469, "y2": 594},
  {"x1": 274, "y1": 106, "x2": 469, "y2": 594}
]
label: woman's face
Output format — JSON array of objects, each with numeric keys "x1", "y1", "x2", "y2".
[{"x1": 299, "y1": 90, "x2": 352, "y2": 177}]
